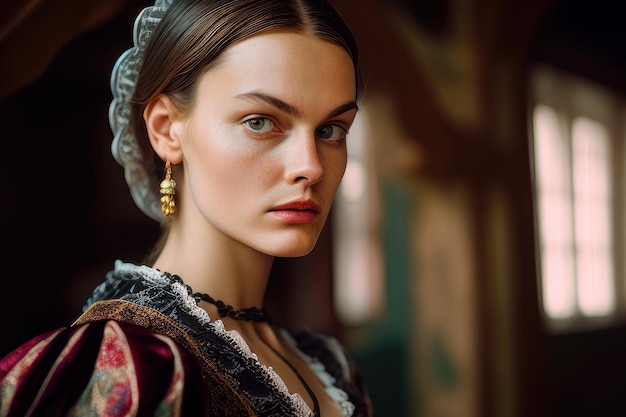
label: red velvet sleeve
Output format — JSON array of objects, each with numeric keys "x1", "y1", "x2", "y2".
[{"x1": 0, "y1": 320, "x2": 209, "y2": 416}]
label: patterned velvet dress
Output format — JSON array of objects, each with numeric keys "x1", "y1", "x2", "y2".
[{"x1": 0, "y1": 261, "x2": 372, "y2": 416}]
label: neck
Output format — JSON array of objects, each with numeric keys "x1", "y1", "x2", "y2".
[{"x1": 152, "y1": 220, "x2": 274, "y2": 310}]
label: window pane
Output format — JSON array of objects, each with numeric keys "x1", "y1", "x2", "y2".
[
  {"x1": 333, "y1": 109, "x2": 385, "y2": 325},
  {"x1": 577, "y1": 251, "x2": 613, "y2": 316},
  {"x1": 538, "y1": 194, "x2": 573, "y2": 245},
  {"x1": 542, "y1": 247, "x2": 577, "y2": 318},
  {"x1": 572, "y1": 117, "x2": 614, "y2": 316},
  {"x1": 534, "y1": 105, "x2": 570, "y2": 192},
  {"x1": 533, "y1": 105, "x2": 577, "y2": 318}
]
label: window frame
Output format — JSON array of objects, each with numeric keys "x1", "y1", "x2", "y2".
[{"x1": 529, "y1": 64, "x2": 626, "y2": 332}]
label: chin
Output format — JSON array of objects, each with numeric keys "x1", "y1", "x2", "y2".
[
  {"x1": 280, "y1": 247, "x2": 316, "y2": 258},
  {"x1": 261, "y1": 234, "x2": 320, "y2": 258}
]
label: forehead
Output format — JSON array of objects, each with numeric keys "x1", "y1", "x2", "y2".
[{"x1": 198, "y1": 31, "x2": 356, "y2": 107}]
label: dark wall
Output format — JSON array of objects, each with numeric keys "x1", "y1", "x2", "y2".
[{"x1": 0, "y1": 3, "x2": 158, "y2": 357}]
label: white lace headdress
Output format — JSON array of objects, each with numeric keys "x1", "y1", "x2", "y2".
[{"x1": 109, "y1": 0, "x2": 174, "y2": 221}]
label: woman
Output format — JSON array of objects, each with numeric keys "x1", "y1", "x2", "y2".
[{"x1": 0, "y1": 0, "x2": 371, "y2": 416}]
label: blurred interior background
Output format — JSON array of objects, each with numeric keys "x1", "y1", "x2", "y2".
[{"x1": 1, "y1": 0, "x2": 625, "y2": 416}]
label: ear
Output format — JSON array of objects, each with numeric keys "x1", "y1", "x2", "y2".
[{"x1": 144, "y1": 94, "x2": 184, "y2": 164}]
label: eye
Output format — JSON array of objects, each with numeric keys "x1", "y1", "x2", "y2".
[
  {"x1": 243, "y1": 117, "x2": 276, "y2": 133},
  {"x1": 316, "y1": 124, "x2": 347, "y2": 142}
]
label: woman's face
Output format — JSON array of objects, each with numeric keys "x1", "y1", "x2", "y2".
[{"x1": 171, "y1": 30, "x2": 357, "y2": 257}]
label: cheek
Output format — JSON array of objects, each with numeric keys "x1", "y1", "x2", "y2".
[
  {"x1": 186, "y1": 125, "x2": 274, "y2": 196},
  {"x1": 324, "y1": 148, "x2": 348, "y2": 188}
]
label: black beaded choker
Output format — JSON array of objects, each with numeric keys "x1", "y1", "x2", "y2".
[{"x1": 193, "y1": 292, "x2": 271, "y2": 323}]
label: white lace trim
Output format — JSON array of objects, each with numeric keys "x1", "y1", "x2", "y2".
[
  {"x1": 209, "y1": 319, "x2": 315, "y2": 416},
  {"x1": 113, "y1": 261, "x2": 354, "y2": 417},
  {"x1": 279, "y1": 330, "x2": 356, "y2": 417}
]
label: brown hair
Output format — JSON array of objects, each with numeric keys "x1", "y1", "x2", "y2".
[{"x1": 130, "y1": 0, "x2": 361, "y2": 190}]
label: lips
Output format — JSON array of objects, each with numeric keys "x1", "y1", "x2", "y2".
[
  {"x1": 270, "y1": 200, "x2": 322, "y2": 212},
  {"x1": 269, "y1": 199, "x2": 322, "y2": 224}
]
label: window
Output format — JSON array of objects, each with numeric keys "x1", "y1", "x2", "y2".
[
  {"x1": 333, "y1": 107, "x2": 385, "y2": 326},
  {"x1": 530, "y1": 65, "x2": 625, "y2": 330}
]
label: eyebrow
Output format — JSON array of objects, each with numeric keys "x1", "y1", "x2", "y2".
[{"x1": 235, "y1": 91, "x2": 358, "y2": 120}]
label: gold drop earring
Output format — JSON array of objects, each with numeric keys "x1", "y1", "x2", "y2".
[{"x1": 159, "y1": 161, "x2": 176, "y2": 216}]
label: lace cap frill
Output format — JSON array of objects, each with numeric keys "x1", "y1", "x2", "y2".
[
  {"x1": 109, "y1": 0, "x2": 173, "y2": 222},
  {"x1": 86, "y1": 260, "x2": 355, "y2": 417}
]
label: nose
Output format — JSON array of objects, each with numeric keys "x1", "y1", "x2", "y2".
[{"x1": 284, "y1": 133, "x2": 324, "y2": 186}]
